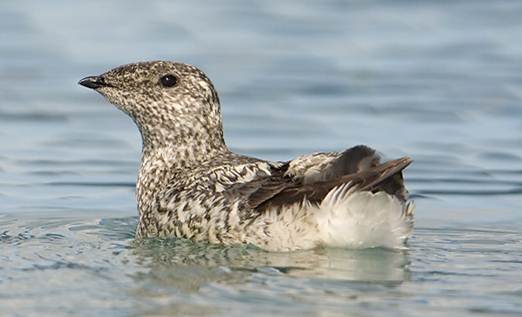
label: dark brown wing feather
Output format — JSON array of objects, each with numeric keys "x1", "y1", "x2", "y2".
[
  {"x1": 224, "y1": 164, "x2": 289, "y2": 209},
  {"x1": 253, "y1": 157, "x2": 412, "y2": 212},
  {"x1": 225, "y1": 154, "x2": 412, "y2": 218},
  {"x1": 297, "y1": 145, "x2": 381, "y2": 184},
  {"x1": 328, "y1": 145, "x2": 381, "y2": 175}
]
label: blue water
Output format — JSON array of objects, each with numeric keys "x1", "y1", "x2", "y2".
[{"x1": 1, "y1": 1, "x2": 522, "y2": 316}]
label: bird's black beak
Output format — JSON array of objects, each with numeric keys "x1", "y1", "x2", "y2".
[{"x1": 78, "y1": 76, "x2": 112, "y2": 89}]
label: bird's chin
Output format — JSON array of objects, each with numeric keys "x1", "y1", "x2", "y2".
[
  {"x1": 94, "y1": 86, "x2": 111, "y2": 95},
  {"x1": 95, "y1": 86, "x2": 118, "y2": 100},
  {"x1": 103, "y1": 97, "x2": 135, "y2": 118}
]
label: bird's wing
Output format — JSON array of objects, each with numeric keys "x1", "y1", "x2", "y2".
[
  {"x1": 224, "y1": 154, "x2": 412, "y2": 215},
  {"x1": 223, "y1": 163, "x2": 291, "y2": 210},
  {"x1": 285, "y1": 145, "x2": 381, "y2": 184},
  {"x1": 255, "y1": 156, "x2": 412, "y2": 212}
]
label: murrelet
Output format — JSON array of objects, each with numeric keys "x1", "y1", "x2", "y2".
[{"x1": 79, "y1": 61, "x2": 414, "y2": 252}]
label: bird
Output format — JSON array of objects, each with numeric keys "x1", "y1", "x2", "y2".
[{"x1": 79, "y1": 61, "x2": 414, "y2": 252}]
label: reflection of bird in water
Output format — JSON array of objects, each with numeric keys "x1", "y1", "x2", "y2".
[
  {"x1": 131, "y1": 239, "x2": 410, "y2": 294},
  {"x1": 80, "y1": 61, "x2": 414, "y2": 251}
]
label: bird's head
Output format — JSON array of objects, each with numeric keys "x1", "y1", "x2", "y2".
[{"x1": 79, "y1": 61, "x2": 224, "y2": 150}]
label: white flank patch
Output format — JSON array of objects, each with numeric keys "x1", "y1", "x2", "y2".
[
  {"x1": 255, "y1": 183, "x2": 415, "y2": 252},
  {"x1": 313, "y1": 183, "x2": 414, "y2": 249}
]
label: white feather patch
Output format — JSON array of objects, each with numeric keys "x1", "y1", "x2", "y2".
[
  {"x1": 254, "y1": 184, "x2": 415, "y2": 252},
  {"x1": 313, "y1": 184, "x2": 414, "y2": 249}
]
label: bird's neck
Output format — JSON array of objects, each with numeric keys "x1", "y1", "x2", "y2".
[{"x1": 135, "y1": 120, "x2": 228, "y2": 215}]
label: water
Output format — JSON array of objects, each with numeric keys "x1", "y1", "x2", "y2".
[{"x1": 1, "y1": 0, "x2": 522, "y2": 316}]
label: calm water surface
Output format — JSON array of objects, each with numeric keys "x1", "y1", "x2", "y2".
[{"x1": 1, "y1": 1, "x2": 522, "y2": 316}]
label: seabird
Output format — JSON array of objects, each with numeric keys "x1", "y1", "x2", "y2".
[{"x1": 79, "y1": 61, "x2": 414, "y2": 252}]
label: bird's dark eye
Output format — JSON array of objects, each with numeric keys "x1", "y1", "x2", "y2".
[{"x1": 159, "y1": 74, "x2": 177, "y2": 87}]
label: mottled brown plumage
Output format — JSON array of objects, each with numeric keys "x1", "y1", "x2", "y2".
[{"x1": 79, "y1": 61, "x2": 414, "y2": 251}]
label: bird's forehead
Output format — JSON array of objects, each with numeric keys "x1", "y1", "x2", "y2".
[{"x1": 106, "y1": 61, "x2": 205, "y2": 80}]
